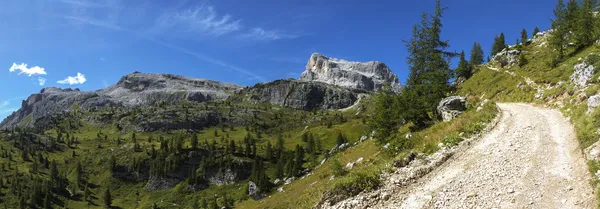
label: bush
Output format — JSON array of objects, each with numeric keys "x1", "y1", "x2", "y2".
[
  {"x1": 330, "y1": 169, "x2": 380, "y2": 198},
  {"x1": 442, "y1": 134, "x2": 463, "y2": 147},
  {"x1": 331, "y1": 158, "x2": 347, "y2": 177}
]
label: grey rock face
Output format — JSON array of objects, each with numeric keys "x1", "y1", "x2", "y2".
[
  {"x1": 0, "y1": 72, "x2": 243, "y2": 129},
  {"x1": 493, "y1": 49, "x2": 520, "y2": 67},
  {"x1": 437, "y1": 96, "x2": 467, "y2": 122},
  {"x1": 300, "y1": 53, "x2": 402, "y2": 92},
  {"x1": 588, "y1": 94, "x2": 600, "y2": 113},
  {"x1": 571, "y1": 61, "x2": 595, "y2": 87},
  {"x1": 241, "y1": 79, "x2": 365, "y2": 110}
]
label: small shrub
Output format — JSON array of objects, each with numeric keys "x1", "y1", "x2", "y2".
[
  {"x1": 330, "y1": 169, "x2": 380, "y2": 198},
  {"x1": 442, "y1": 134, "x2": 463, "y2": 147},
  {"x1": 331, "y1": 158, "x2": 347, "y2": 177}
]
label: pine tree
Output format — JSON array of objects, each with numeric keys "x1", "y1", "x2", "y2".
[
  {"x1": 455, "y1": 50, "x2": 471, "y2": 79},
  {"x1": 551, "y1": 0, "x2": 568, "y2": 60},
  {"x1": 103, "y1": 187, "x2": 112, "y2": 208},
  {"x1": 518, "y1": 53, "x2": 528, "y2": 67},
  {"x1": 521, "y1": 28, "x2": 528, "y2": 45},
  {"x1": 332, "y1": 158, "x2": 346, "y2": 176},
  {"x1": 294, "y1": 145, "x2": 304, "y2": 176},
  {"x1": 533, "y1": 27, "x2": 540, "y2": 37},
  {"x1": 469, "y1": 42, "x2": 484, "y2": 66},
  {"x1": 402, "y1": 0, "x2": 456, "y2": 128},
  {"x1": 265, "y1": 142, "x2": 273, "y2": 161},
  {"x1": 109, "y1": 155, "x2": 117, "y2": 174},
  {"x1": 565, "y1": 0, "x2": 580, "y2": 33},
  {"x1": 191, "y1": 134, "x2": 198, "y2": 150},
  {"x1": 576, "y1": 0, "x2": 597, "y2": 47}
]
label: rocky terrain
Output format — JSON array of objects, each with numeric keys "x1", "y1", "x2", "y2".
[
  {"x1": 300, "y1": 53, "x2": 402, "y2": 92},
  {"x1": 324, "y1": 103, "x2": 595, "y2": 209}
]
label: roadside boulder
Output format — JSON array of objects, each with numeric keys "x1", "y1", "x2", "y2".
[
  {"x1": 570, "y1": 61, "x2": 595, "y2": 87},
  {"x1": 437, "y1": 96, "x2": 467, "y2": 121},
  {"x1": 588, "y1": 94, "x2": 600, "y2": 113},
  {"x1": 585, "y1": 141, "x2": 600, "y2": 161}
]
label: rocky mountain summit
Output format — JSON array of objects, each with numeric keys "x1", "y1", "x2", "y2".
[{"x1": 300, "y1": 53, "x2": 402, "y2": 92}]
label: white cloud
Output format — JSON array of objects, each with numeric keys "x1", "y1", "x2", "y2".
[
  {"x1": 157, "y1": 4, "x2": 242, "y2": 36},
  {"x1": 9, "y1": 63, "x2": 47, "y2": 76},
  {"x1": 38, "y1": 77, "x2": 46, "y2": 86},
  {"x1": 240, "y1": 28, "x2": 298, "y2": 41},
  {"x1": 57, "y1": 73, "x2": 87, "y2": 85}
]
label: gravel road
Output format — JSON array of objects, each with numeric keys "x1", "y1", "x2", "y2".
[{"x1": 326, "y1": 103, "x2": 596, "y2": 209}]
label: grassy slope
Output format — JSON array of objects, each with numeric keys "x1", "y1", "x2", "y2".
[
  {"x1": 237, "y1": 97, "x2": 499, "y2": 209},
  {"x1": 459, "y1": 34, "x2": 600, "y2": 207}
]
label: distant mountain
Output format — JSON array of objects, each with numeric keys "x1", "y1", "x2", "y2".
[
  {"x1": 0, "y1": 54, "x2": 401, "y2": 130},
  {"x1": 300, "y1": 53, "x2": 403, "y2": 92}
]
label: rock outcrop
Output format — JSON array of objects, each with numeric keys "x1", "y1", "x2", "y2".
[
  {"x1": 493, "y1": 49, "x2": 520, "y2": 67},
  {"x1": 0, "y1": 72, "x2": 243, "y2": 129},
  {"x1": 588, "y1": 94, "x2": 600, "y2": 113},
  {"x1": 300, "y1": 53, "x2": 402, "y2": 92},
  {"x1": 437, "y1": 96, "x2": 467, "y2": 121},
  {"x1": 240, "y1": 79, "x2": 366, "y2": 110},
  {"x1": 571, "y1": 61, "x2": 595, "y2": 87}
]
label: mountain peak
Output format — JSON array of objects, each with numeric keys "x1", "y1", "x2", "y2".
[{"x1": 300, "y1": 53, "x2": 402, "y2": 92}]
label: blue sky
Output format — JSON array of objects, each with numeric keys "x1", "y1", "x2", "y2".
[{"x1": 0, "y1": 0, "x2": 555, "y2": 120}]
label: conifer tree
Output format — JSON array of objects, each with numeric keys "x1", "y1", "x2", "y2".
[
  {"x1": 521, "y1": 29, "x2": 528, "y2": 44},
  {"x1": 103, "y1": 187, "x2": 112, "y2": 208},
  {"x1": 551, "y1": 0, "x2": 568, "y2": 59},
  {"x1": 533, "y1": 27, "x2": 540, "y2": 37},
  {"x1": 469, "y1": 42, "x2": 484, "y2": 66},
  {"x1": 401, "y1": 0, "x2": 456, "y2": 127},
  {"x1": 576, "y1": 0, "x2": 597, "y2": 47},
  {"x1": 455, "y1": 50, "x2": 471, "y2": 79},
  {"x1": 565, "y1": 0, "x2": 580, "y2": 33},
  {"x1": 265, "y1": 142, "x2": 273, "y2": 161},
  {"x1": 191, "y1": 134, "x2": 198, "y2": 150}
]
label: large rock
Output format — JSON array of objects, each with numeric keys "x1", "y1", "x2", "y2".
[
  {"x1": 585, "y1": 141, "x2": 600, "y2": 161},
  {"x1": 300, "y1": 53, "x2": 402, "y2": 92},
  {"x1": 571, "y1": 61, "x2": 595, "y2": 87},
  {"x1": 0, "y1": 72, "x2": 243, "y2": 129},
  {"x1": 588, "y1": 94, "x2": 600, "y2": 113},
  {"x1": 240, "y1": 79, "x2": 365, "y2": 110},
  {"x1": 437, "y1": 96, "x2": 467, "y2": 121},
  {"x1": 493, "y1": 49, "x2": 520, "y2": 67}
]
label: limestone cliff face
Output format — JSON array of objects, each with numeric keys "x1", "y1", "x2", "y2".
[
  {"x1": 300, "y1": 53, "x2": 402, "y2": 92},
  {"x1": 240, "y1": 79, "x2": 366, "y2": 110}
]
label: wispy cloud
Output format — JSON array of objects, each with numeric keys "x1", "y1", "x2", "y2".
[
  {"x1": 240, "y1": 28, "x2": 298, "y2": 41},
  {"x1": 0, "y1": 97, "x2": 25, "y2": 118},
  {"x1": 156, "y1": 4, "x2": 242, "y2": 36},
  {"x1": 9, "y1": 63, "x2": 47, "y2": 76},
  {"x1": 57, "y1": 72, "x2": 87, "y2": 85},
  {"x1": 60, "y1": 0, "x2": 106, "y2": 8},
  {"x1": 38, "y1": 77, "x2": 47, "y2": 86},
  {"x1": 66, "y1": 15, "x2": 266, "y2": 81}
]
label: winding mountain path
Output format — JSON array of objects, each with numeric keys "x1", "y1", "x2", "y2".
[{"x1": 329, "y1": 103, "x2": 597, "y2": 209}]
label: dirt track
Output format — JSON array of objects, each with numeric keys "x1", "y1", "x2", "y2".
[{"x1": 327, "y1": 103, "x2": 596, "y2": 209}]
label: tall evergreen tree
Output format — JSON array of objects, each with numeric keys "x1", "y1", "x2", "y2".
[
  {"x1": 533, "y1": 27, "x2": 540, "y2": 37},
  {"x1": 521, "y1": 29, "x2": 528, "y2": 45},
  {"x1": 550, "y1": 0, "x2": 568, "y2": 59},
  {"x1": 103, "y1": 187, "x2": 112, "y2": 208},
  {"x1": 455, "y1": 50, "x2": 471, "y2": 79},
  {"x1": 565, "y1": 0, "x2": 580, "y2": 33},
  {"x1": 576, "y1": 0, "x2": 597, "y2": 47},
  {"x1": 191, "y1": 134, "x2": 198, "y2": 150},
  {"x1": 469, "y1": 42, "x2": 484, "y2": 66},
  {"x1": 402, "y1": 0, "x2": 455, "y2": 128}
]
